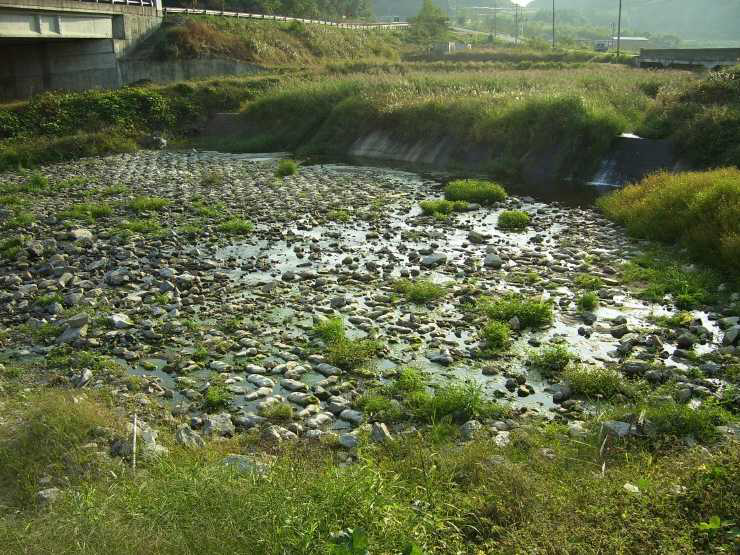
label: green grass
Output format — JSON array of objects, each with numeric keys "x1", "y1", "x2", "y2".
[
  {"x1": 118, "y1": 219, "x2": 161, "y2": 235},
  {"x1": 2, "y1": 210, "x2": 34, "y2": 230},
  {"x1": 598, "y1": 168, "x2": 740, "y2": 275},
  {"x1": 576, "y1": 292, "x2": 599, "y2": 311},
  {"x1": 385, "y1": 367, "x2": 427, "y2": 396},
  {"x1": 260, "y1": 402, "x2": 294, "y2": 422},
  {"x1": 326, "y1": 338, "x2": 383, "y2": 371},
  {"x1": 564, "y1": 365, "x2": 630, "y2": 399},
  {"x1": 407, "y1": 381, "x2": 512, "y2": 424},
  {"x1": 129, "y1": 196, "x2": 170, "y2": 212},
  {"x1": 497, "y1": 210, "x2": 530, "y2": 230},
  {"x1": 481, "y1": 321, "x2": 510, "y2": 353},
  {"x1": 326, "y1": 208, "x2": 351, "y2": 222},
  {"x1": 35, "y1": 293, "x2": 64, "y2": 307},
  {"x1": 0, "y1": 237, "x2": 24, "y2": 260},
  {"x1": 203, "y1": 385, "x2": 232, "y2": 412},
  {"x1": 216, "y1": 218, "x2": 254, "y2": 235},
  {"x1": 620, "y1": 250, "x2": 722, "y2": 309},
  {"x1": 313, "y1": 316, "x2": 346, "y2": 344},
  {"x1": 355, "y1": 392, "x2": 403, "y2": 423},
  {"x1": 58, "y1": 202, "x2": 113, "y2": 222},
  {"x1": 200, "y1": 171, "x2": 225, "y2": 187},
  {"x1": 0, "y1": 388, "x2": 737, "y2": 552},
  {"x1": 419, "y1": 199, "x2": 469, "y2": 219},
  {"x1": 444, "y1": 179, "x2": 507, "y2": 205},
  {"x1": 393, "y1": 279, "x2": 447, "y2": 304},
  {"x1": 574, "y1": 273, "x2": 604, "y2": 291},
  {"x1": 275, "y1": 159, "x2": 299, "y2": 177},
  {"x1": 527, "y1": 345, "x2": 576, "y2": 377},
  {"x1": 478, "y1": 294, "x2": 553, "y2": 329}
]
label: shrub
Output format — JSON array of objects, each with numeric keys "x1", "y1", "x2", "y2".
[
  {"x1": 407, "y1": 381, "x2": 510, "y2": 423},
  {"x1": 216, "y1": 218, "x2": 254, "y2": 235},
  {"x1": 390, "y1": 367, "x2": 427, "y2": 394},
  {"x1": 527, "y1": 345, "x2": 575, "y2": 377},
  {"x1": 59, "y1": 202, "x2": 113, "y2": 222},
  {"x1": 577, "y1": 292, "x2": 599, "y2": 311},
  {"x1": 276, "y1": 159, "x2": 298, "y2": 177},
  {"x1": 479, "y1": 294, "x2": 553, "y2": 329},
  {"x1": 393, "y1": 279, "x2": 447, "y2": 303},
  {"x1": 444, "y1": 179, "x2": 507, "y2": 204},
  {"x1": 481, "y1": 321, "x2": 510, "y2": 353},
  {"x1": 2, "y1": 210, "x2": 34, "y2": 230},
  {"x1": 597, "y1": 168, "x2": 740, "y2": 274},
  {"x1": 497, "y1": 210, "x2": 530, "y2": 230},
  {"x1": 574, "y1": 273, "x2": 604, "y2": 290},
  {"x1": 355, "y1": 393, "x2": 403, "y2": 423},
  {"x1": 0, "y1": 237, "x2": 24, "y2": 260}
]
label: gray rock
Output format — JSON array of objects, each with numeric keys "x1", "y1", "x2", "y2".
[
  {"x1": 338, "y1": 433, "x2": 359, "y2": 449},
  {"x1": 601, "y1": 420, "x2": 634, "y2": 439},
  {"x1": 69, "y1": 229, "x2": 93, "y2": 242},
  {"x1": 221, "y1": 454, "x2": 269, "y2": 476},
  {"x1": 108, "y1": 313, "x2": 134, "y2": 329},
  {"x1": 676, "y1": 333, "x2": 697, "y2": 350},
  {"x1": 460, "y1": 420, "x2": 482, "y2": 441},
  {"x1": 467, "y1": 231, "x2": 487, "y2": 245},
  {"x1": 65, "y1": 313, "x2": 89, "y2": 329},
  {"x1": 421, "y1": 253, "x2": 446, "y2": 268},
  {"x1": 339, "y1": 409, "x2": 364, "y2": 425},
  {"x1": 723, "y1": 325, "x2": 740, "y2": 346},
  {"x1": 371, "y1": 422, "x2": 393, "y2": 443},
  {"x1": 202, "y1": 413, "x2": 235, "y2": 437},
  {"x1": 56, "y1": 324, "x2": 87, "y2": 345},
  {"x1": 610, "y1": 324, "x2": 630, "y2": 339},
  {"x1": 36, "y1": 487, "x2": 61, "y2": 505},
  {"x1": 483, "y1": 253, "x2": 503, "y2": 269},
  {"x1": 175, "y1": 424, "x2": 205, "y2": 448}
]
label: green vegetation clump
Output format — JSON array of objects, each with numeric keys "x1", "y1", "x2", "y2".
[
  {"x1": 129, "y1": 196, "x2": 170, "y2": 212},
  {"x1": 216, "y1": 218, "x2": 254, "y2": 235},
  {"x1": 497, "y1": 210, "x2": 530, "y2": 230},
  {"x1": 200, "y1": 171, "x2": 225, "y2": 187},
  {"x1": 620, "y1": 250, "x2": 721, "y2": 309},
  {"x1": 203, "y1": 385, "x2": 232, "y2": 412},
  {"x1": 564, "y1": 365, "x2": 629, "y2": 399},
  {"x1": 574, "y1": 273, "x2": 604, "y2": 291},
  {"x1": 481, "y1": 321, "x2": 510, "y2": 353},
  {"x1": 444, "y1": 179, "x2": 507, "y2": 205},
  {"x1": 313, "y1": 316, "x2": 345, "y2": 344},
  {"x1": 598, "y1": 168, "x2": 740, "y2": 274},
  {"x1": 393, "y1": 279, "x2": 447, "y2": 304},
  {"x1": 2, "y1": 210, "x2": 34, "y2": 230},
  {"x1": 419, "y1": 199, "x2": 469, "y2": 217},
  {"x1": 479, "y1": 294, "x2": 553, "y2": 329},
  {"x1": 327, "y1": 337, "x2": 383, "y2": 371},
  {"x1": 407, "y1": 381, "x2": 511, "y2": 423},
  {"x1": 527, "y1": 345, "x2": 576, "y2": 377},
  {"x1": 0, "y1": 237, "x2": 24, "y2": 260},
  {"x1": 275, "y1": 159, "x2": 299, "y2": 177},
  {"x1": 58, "y1": 202, "x2": 113, "y2": 222},
  {"x1": 118, "y1": 219, "x2": 161, "y2": 235},
  {"x1": 260, "y1": 402, "x2": 294, "y2": 422},
  {"x1": 577, "y1": 292, "x2": 599, "y2": 311}
]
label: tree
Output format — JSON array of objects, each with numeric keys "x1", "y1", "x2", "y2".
[{"x1": 409, "y1": 0, "x2": 449, "y2": 50}]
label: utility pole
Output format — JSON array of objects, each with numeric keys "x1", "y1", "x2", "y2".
[
  {"x1": 493, "y1": 0, "x2": 497, "y2": 41},
  {"x1": 552, "y1": 0, "x2": 556, "y2": 48},
  {"x1": 616, "y1": 0, "x2": 622, "y2": 58},
  {"x1": 515, "y1": 4, "x2": 519, "y2": 45}
]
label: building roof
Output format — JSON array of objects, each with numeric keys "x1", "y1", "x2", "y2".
[{"x1": 613, "y1": 37, "x2": 650, "y2": 41}]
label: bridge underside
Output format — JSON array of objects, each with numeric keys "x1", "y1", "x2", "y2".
[
  {"x1": 0, "y1": 36, "x2": 120, "y2": 98},
  {"x1": 0, "y1": 2, "x2": 161, "y2": 98}
]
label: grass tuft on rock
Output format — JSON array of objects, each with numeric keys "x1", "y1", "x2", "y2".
[
  {"x1": 481, "y1": 321, "x2": 511, "y2": 353},
  {"x1": 527, "y1": 345, "x2": 576, "y2": 377},
  {"x1": 276, "y1": 159, "x2": 298, "y2": 177},
  {"x1": 419, "y1": 199, "x2": 468, "y2": 218},
  {"x1": 129, "y1": 196, "x2": 170, "y2": 213},
  {"x1": 216, "y1": 218, "x2": 254, "y2": 235},
  {"x1": 444, "y1": 179, "x2": 507, "y2": 205}
]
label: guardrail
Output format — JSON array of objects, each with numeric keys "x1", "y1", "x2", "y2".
[{"x1": 162, "y1": 7, "x2": 410, "y2": 29}]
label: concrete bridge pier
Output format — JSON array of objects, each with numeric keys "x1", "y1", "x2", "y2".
[{"x1": 0, "y1": 0, "x2": 162, "y2": 99}]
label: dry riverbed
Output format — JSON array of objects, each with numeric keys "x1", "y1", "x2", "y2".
[{"x1": 1, "y1": 150, "x2": 738, "y2": 457}]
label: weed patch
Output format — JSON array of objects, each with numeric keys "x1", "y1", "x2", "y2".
[
  {"x1": 497, "y1": 210, "x2": 530, "y2": 230},
  {"x1": 444, "y1": 179, "x2": 507, "y2": 204}
]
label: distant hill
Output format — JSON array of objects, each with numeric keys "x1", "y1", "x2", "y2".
[
  {"x1": 372, "y1": 0, "x2": 515, "y2": 20},
  {"x1": 528, "y1": 0, "x2": 740, "y2": 41}
]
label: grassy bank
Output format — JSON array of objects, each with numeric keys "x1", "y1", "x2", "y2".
[
  {"x1": 0, "y1": 389, "x2": 736, "y2": 554},
  {"x1": 229, "y1": 65, "x2": 691, "y2": 179},
  {"x1": 598, "y1": 168, "x2": 740, "y2": 276},
  {"x1": 141, "y1": 15, "x2": 402, "y2": 65},
  {"x1": 0, "y1": 76, "x2": 278, "y2": 171},
  {"x1": 640, "y1": 65, "x2": 740, "y2": 167}
]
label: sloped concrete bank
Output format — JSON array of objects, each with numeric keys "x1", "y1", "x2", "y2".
[{"x1": 203, "y1": 113, "x2": 684, "y2": 187}]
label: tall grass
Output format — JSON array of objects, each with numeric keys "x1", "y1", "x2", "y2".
[{"x1": 598, "y1": 168, "x2": 740, "y2": 274}]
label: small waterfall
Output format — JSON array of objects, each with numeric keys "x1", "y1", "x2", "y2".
[{"x1": 589, "y1": 134, "x2": 680, "y2": 188}]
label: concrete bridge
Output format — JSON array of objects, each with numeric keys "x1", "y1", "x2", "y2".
[
  {"x1": 1, "y1": 0, "x2": 162, "y2": 98},
  {"x1": 638, "y1": 48, "x2": 740, "y2": 70}
]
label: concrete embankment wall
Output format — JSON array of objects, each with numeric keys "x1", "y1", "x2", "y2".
[
  {"x1": 205, "y1": 113, "x2": 684, "y2": 187},
  {"x1": 120, "y1": 59, "x2": 263, "y2": 85}
]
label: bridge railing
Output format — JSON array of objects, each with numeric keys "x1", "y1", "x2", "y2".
[{"x1": 161, "y1": 6, "x2": 409, "y2": 29}]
